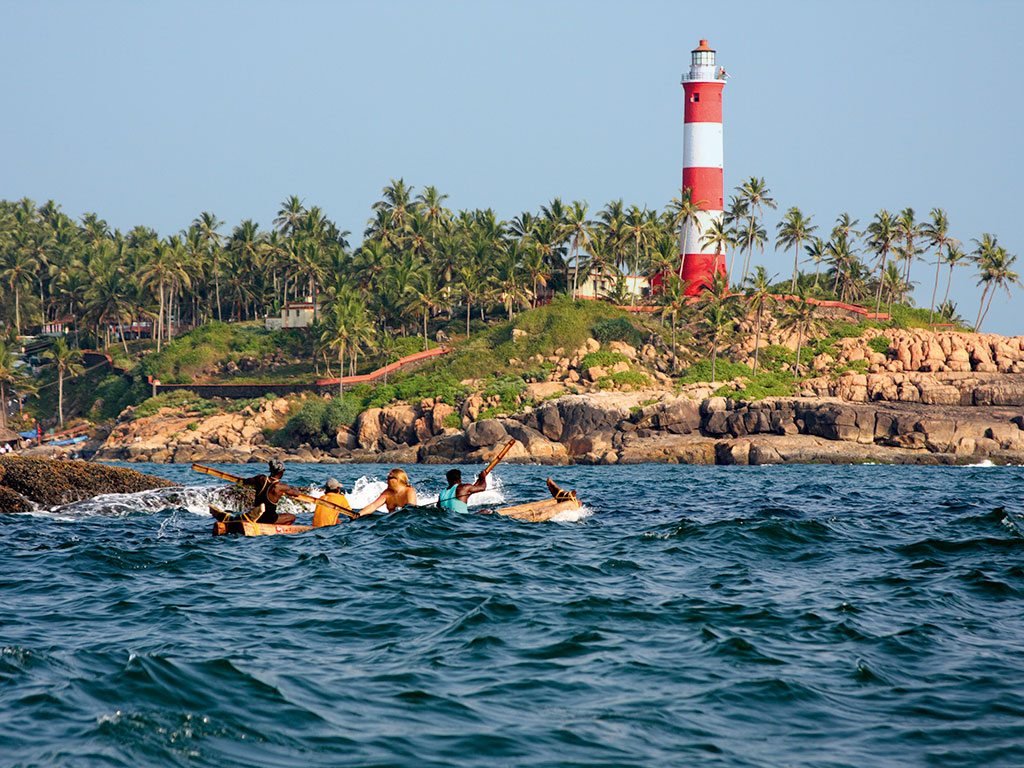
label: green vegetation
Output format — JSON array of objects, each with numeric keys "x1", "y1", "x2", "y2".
[
  {"x1": 596, "y1": 370, "x2": 650, "y2": 390},
  {"x1": 141, "y1": 322, "x2": 311, "y2": 384},
  {"x1": 713, "y1": 371, "x2": 795, "y2": 400},
  {"x1": 580, "y1": 350, "x2": 629, "y2": 371},
  {"x1": 272, "y1": 397, "x2": 359, "y2": 450},
  {"x1": 867, "y1": 336, "x2": 891, "y2": 354},
  {"x1": 592, "y1": 317, "x2": 644, "y2": 348},
  {"x1": 133, "y1": 391, "x2": 222, "y2": 419}
]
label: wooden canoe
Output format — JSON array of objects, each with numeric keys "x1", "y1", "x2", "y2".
[
  {"x1": 491, "y1": 478, "x2": 582, "y2": 523},
  {"x1": 210, "y1": 505, "x2": 313, "y2": 537}
]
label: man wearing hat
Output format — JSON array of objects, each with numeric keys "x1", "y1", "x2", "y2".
[
  {"x1": 239, "y1": 459, "x2": 288, "y2": 523},
  {"x1": 314, "y1": 478, "x2": 352, "y2": 527}
]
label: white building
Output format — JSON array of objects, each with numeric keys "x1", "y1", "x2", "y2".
[{"x1": 265, "y1": 299, "x2": 317, "y2": 330}]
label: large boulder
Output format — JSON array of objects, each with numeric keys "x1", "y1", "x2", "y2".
[
  {"x1": 466, "y1": 418, "x2": 508, "y2": 448},
  {"x1": 355, "y1": 408, "x2": 384, "y2": 451},
  {"x1": 380, "y1": 404, "x2": 419, "y2": 445}
]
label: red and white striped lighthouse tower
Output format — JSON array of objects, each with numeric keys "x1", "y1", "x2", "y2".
[{"x1": 680, "y1": 39, "x2": 727, "y2": 295}]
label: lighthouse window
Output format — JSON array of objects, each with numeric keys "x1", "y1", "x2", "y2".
[{"x1": 690, "y1": 93, "x2": 700, "y2": 103}]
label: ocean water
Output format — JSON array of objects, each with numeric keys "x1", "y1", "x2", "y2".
[{"x1": 2, "y1": 462, "x2": 1024, "y2": 768}]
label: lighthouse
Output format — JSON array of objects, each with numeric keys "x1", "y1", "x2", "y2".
[{"x1": 680, "y1": 39, "x2": 727, "y2": 295}]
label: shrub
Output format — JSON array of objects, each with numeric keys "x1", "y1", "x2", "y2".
[
  {"x1": 679, "y1": 359, "x2": 752, "y2": 383},
  {"x1": 482, "y1": 375, "x2": 526, "y2": 403},
  {"x1": 133, "y1": 391, "x2": 220, "y2": 419},
  {"x1": 442, "y1": 412, "x2": 463, "y2": 429},
  {"x1": 272, "y1": 398, "x2": 336, "y2": 449},
  {"x1": 592, "y1": 317, "x2": 643, "y2": 348},
  {"x1": 756, "y1": 345, "x2": 795, "y2": 372},
  {"x1": 713, "y1": 371, "x2": 795, "y2": 401},
  {"x1": 868, "y1": 336, "x2": 890, "y2": 355},
  {"x1": 596, "y1": 370, "x2": 650, "y2": 390},
  {"x1": 579, "y1": 350, "x2": 629, "y2": 371}
]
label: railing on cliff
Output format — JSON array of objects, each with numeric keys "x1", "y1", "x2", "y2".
[
  {"x1": 611, "y1": 295, "x2": 890, "y2": 320},
  {"x1": 145, "y1": 346, "x2": 452, "y2": 400}
]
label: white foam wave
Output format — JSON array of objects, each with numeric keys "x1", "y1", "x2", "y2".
[
  {"x1": 344, "y1": 473, "x2": 507, "y2": 511},
  {"x1": 965, "y1": 459, "x2": 997, "y2": 468},
  {"x1": 548, "y1": 505, "x2": 593, "y2": 523}
]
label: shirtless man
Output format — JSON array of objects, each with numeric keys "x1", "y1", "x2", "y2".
[
  {"x1": 356, "y1": 468, "x2": 417, "y2": 516},
  {"x1": 240, "y1": 459, "x2": 287, "y2": 523},
  {"x1": 437, "y1": 469, "x2": 487, "y2": 514}
]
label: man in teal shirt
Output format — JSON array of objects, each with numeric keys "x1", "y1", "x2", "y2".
[{"x1": 437, "y1": 468, "x2": 488, "y2": 513}]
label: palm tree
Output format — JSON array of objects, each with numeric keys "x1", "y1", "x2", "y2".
[
  {"x1": 699, "y1": 219, "x2": 734, "y2": 289},
  {"x1": 564, "y1": 201, "x2": 593, "y2": 298},
  {"x1": 776, "y1": 207, "x2": 816, "y2": 292},
  {"x1": 408, "y1": 268, "x2": 445, "y2": 349},
  {"x1": 671, "y1": 189, "x2": 705, "y2": 280},
  {"x1": 972, "y1": 235, "x2": 1020, "y2": 331},
  {"x1": 723, "y1": 195, "x2": 748, "y2": 284},
  {"x1": 803, "y1": 237, "x2": 829, "y2": 288},
  {"x1": 273, "y1": 196, "x2": 305, "y2": 236},
  {"x1": 866, "y1": 209, "x2": 898, "y2": 315},
  {"x1": 1, "y1": 245, "x2": 39, "y2": 335},
  {"x1": 0, "y1": 341, "x2": 21, "y2": 430},
  {"x1": 777, "y1": 291, "x2": 824, "y2": 377},
  {"x1": 941, "y1": 243, "x2": 967, "y2": 310},
  {"x1": 743, "y1": 266, "x2": 775, "y2": 374},
  {"x1": 698, "y1": 298, "x2": 734, "y2": 385},
  {"x1": 896, "y1": 207, "x2": 921, "y2": 289},
  {"x1": 319, "y1": 287, "x2": 368, "y2": 396},
  {"x1": 920, "y1": 208, "x2": 958, "y2": 324},
  {"x1": 43, "y1": 338, "x2": 84, "y2": 428},
  {"x1": 658, "y1": 274, "x2": 688, "y2": 373},
  {"x1": 880, "y1": 262, "x2": 906, "y2": 315},
  {"x1": 738, "y1": 177, "x2": 777, "y2": 282},
  {"x1": 193, "y1": 211, "x2": 224, "y2": 321}
]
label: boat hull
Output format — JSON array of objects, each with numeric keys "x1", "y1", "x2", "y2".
[
  {"x1": 210, "y1": 506, "x2": 312, "y2": 537},
  {"x1": 495, "y1": 497, "x2": 581, "y2": 522}
]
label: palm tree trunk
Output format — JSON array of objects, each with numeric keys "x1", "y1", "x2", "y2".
[
  {"x1": 711, "y1": 338, "x2": 718, "y2": 384},
  {"x1": 753, "y1": 304, "x2": 763, "y2": 374},
  {"x1": 975, "y1": 285, "x2": 990, "y2": 330},
  {"x1": 795, "y1": 331, "x2": 804, "y2": 378},
  {"x1": 14, "y1": 287, "x2": 21, "y2": 336},
  {"x1": 791, "y1": 245, "x2": 800, "y2": 292},
  {"x1": 0, "y1": 381, "x2": 7, "y2": 429},
  {"x1": 422, "y1": 310, "x2": 428, "y2": 351},
  {"x1": 57, "y1": 370, "x2": 64, "y2": 428},
  {"x1": 928, "y1": 255, "x2": 942, "y2": 324},
  {"x1": 942, "y1": 264, "x2": 955, "y2": 308},
  {"x1": 465, "y1": 301, "x2": 471, "y2": 337},
  {"x1": 874, "y1": 251, "x2": 887, "y2": 316},
  {"x1": 158, "y1": 282, "x2": 166, "y2": 353},
  {"x1": 342, "y1": 348, "x2": 350, "y2": 399}
]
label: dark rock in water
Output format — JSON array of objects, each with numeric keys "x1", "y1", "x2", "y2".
[{"x1": 0, "y1": 457, "x2": 175, "y2": 512}]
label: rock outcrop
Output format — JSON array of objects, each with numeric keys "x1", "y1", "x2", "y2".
[{"x1": 0, "y1": 456, "x2": 174, "y2": 513}]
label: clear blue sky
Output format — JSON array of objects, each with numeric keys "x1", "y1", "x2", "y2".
[{"x1": 1, "y1": 0, "x2": 1021, "y2": 332}]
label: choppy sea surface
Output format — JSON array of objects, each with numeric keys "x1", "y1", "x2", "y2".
[{"x1": 2, "y1": 462, "x2": 1024, "y2": 767}]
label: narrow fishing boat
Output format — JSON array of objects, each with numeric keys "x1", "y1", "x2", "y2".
[
  {"x1": 490, "y1": 478, "x2": 582, "y2": 523},
  {"x1": 210, "y1": 505, "x2": 312, "y2": 536}
]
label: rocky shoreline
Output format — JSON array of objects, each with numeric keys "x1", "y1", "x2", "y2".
[{"x1": 86, "y1": 328, "x2": 1024, "y2": 468}]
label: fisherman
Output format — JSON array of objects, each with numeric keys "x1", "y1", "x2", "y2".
[
  {"x1": 313, "y1": 478, "x2": 352, "y2": 527},
  {"x1": 239, "y1": 459, "x2": 288, "y2": 523},
  {"x1": 356, "y1": 468, "x2": 417, "y2": 516},
  {"x1": 437, "y1": 468, "x2": 487, "y2": 514}
]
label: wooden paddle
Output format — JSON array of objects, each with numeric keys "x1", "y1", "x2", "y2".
[
  {"x1": 480, "y1": 439, "x2": 516, "y2": 479},
  {"x1": 192, "y1": 463, "x2": 357, "y2": 519}
]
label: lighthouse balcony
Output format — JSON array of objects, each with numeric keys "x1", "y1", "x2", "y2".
[{"x1": 682, "y1": 65, "x2": 725, "y2": 83}]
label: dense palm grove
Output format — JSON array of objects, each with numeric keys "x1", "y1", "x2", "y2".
[{"x1": 0, "y1": 177, "x2": 1019, "y2": 384}]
